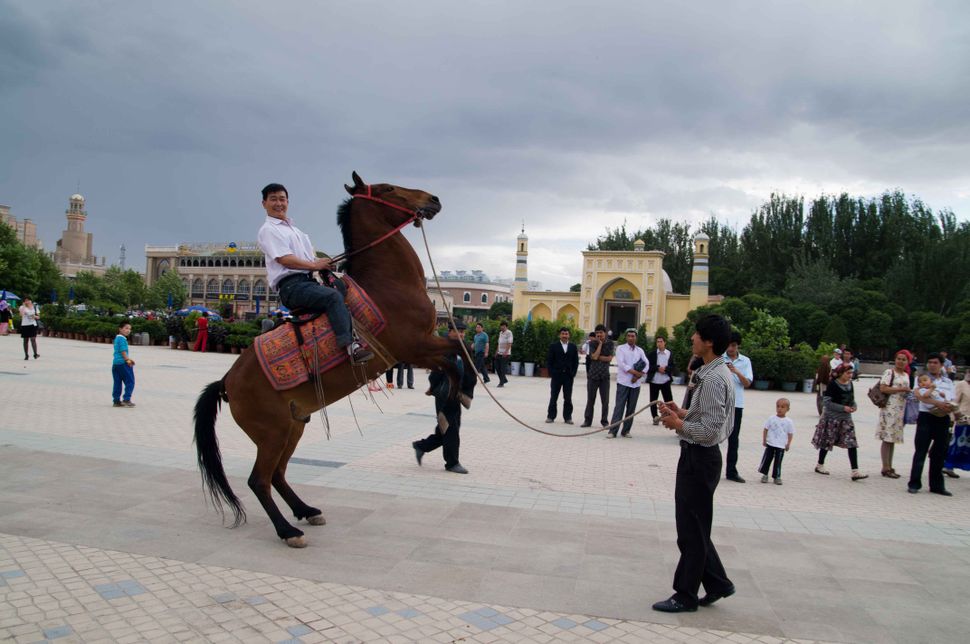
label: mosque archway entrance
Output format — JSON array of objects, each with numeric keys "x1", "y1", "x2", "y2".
[{"x1": 605, "y1": 301, "x2": 638, "y2": 340}]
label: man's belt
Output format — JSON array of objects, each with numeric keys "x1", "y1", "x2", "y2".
[{"x1": 276, "y1": 272, "x2": 314, "y2": 290}]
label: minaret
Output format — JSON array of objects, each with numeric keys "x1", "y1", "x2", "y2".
[
  {"x1": 512, "y1": 224, "x2": 529, "y2": 319},
  {"x1": 689, "y1": 232, "x2": 710, "y2": 310},
  {"x1": 58, "y1": 193, "x2": 94, "y2": 262}
]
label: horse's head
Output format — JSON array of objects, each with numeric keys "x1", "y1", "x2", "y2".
[{"x1": 344, "y1": 171, "x2": 441, "y2": 221}]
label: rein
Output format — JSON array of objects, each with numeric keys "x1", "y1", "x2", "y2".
[{"x1": 331, "y1": 185, "x2": 418, "y2": 263}]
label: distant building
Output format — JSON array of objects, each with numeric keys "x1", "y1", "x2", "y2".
[
  {"x1": 52, "y1": 194, "x2": 107, "y2": 277},
  {"x1": 426, "y1": 269, "x2": 513, "y2": 316},
  {"x1": 0, "y1": 204, "x2": 43, "y2": 250},
  {"x1": 512, "y1": 228, "x2": 718, "y2": 338},
  {"x1": 145, "y1": 242, "x2": 276, "y2": 316}
]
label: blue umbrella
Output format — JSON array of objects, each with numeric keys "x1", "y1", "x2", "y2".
[
  {"x1": 176, "y1": 305, "x2": 222, "y2": 321},
  {"x1": 0, "y1": 290, "x2": 21, "y2": 301}
]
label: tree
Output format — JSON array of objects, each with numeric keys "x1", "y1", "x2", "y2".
[
  {"x1": 486, "y1": 300, "x2": 512, "y2": 320},
  {"x1": 569, "y1": 283, "x2": 581, "y2": 292},
  {"x1": 146, "y1": 269, "x2": 188, "y2": 309},
  {"x1": 820, "y1": 315, "x2": 849, "y2": 346},
  {"x1": 744, "y1": 309, "x2": 790, "y2": 350}
]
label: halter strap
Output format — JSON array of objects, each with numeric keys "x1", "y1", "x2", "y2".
[{"x1": 330, "y1": 185, "x2": 417, "y2": 263}]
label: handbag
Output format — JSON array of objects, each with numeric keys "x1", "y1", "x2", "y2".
[
  {"x1": 867, "y1": 382, "x2": 888, "y2": 408},
  {"x1": 903, "y1": 394, "x2": 919, "y2": 425}
]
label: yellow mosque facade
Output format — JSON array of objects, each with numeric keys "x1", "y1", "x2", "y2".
[{"x1": 511, "y1": 229, "x2": 714, "y2": 339}]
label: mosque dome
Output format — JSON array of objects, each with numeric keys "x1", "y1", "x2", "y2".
[
  {"x1": 693, "y1": 231, "x2": 710, "y2": 241},
  {"x1": 661, "y1": 269, "x2": 673, "y2": 293},
  {"x1": 70, "y1": 193, "x2": 85, "y2": 202}
]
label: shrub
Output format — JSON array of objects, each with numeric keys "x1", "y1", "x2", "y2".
[{"x1": 748, "y1": 348, "x2": 778, "y2": 382}]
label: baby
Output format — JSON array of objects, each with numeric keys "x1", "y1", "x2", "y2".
[{"x1": 917, "y1": 374, "x2": 943, "y2": 403}]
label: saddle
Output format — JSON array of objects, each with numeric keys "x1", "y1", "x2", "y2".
[{"x1": 253, "y1": 275, "x2": 386, "y2": 391}]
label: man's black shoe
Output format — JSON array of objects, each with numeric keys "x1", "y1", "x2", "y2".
[
  {"x1": 412, "y1": 442, "x2": 423, "y2": 466},
  {"x1": 930, "y1": 489, "x2": 953, "y2": 496},
  {"x1": 446, "y1": 464, "x2": 469, "y2": 474},
  {"x1": 907, "y1": 486, "x2": 919, "y2": 494},
  {"x1": 726, "y1": 474, "x2": 746, "y2": 483},
  {"x1": 652, "y1": 597, "x2": 696, "y2": 613},
  {"x1": 698, "y1": 585, "x2": 735, "y2": 607},
  {"x1": 943, "y1": 469, "x2": 960, "y2": 479}
]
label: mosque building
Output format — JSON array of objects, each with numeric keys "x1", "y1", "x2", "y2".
[{"x1": 511, "y1": 228, "x2": 717, "y2": 338}]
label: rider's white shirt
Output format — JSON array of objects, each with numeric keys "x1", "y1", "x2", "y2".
[{"x1": 257, "y1": 216, "x2": 317, "y2": 290}]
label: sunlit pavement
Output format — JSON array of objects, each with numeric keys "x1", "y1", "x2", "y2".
[{"x1": 1, "y1": 337, "x2": 966, "y2": 642}]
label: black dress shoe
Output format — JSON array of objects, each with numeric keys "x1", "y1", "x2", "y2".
[
  {"x1": 698, "y1": 585, "x2": 735, "y2": 606},
  {"x1": 652, "y1": 597, "x2": 696, "y2": 613},
  {"x1": 412, "y1": 442, "x2": 424, "y2": 466},
  {"x1": 580, "y1": 422, "x2": 592, "y2": 428},
  {"x1": 726, "y1": 474, "x2": 746, "y2": 483},
  {"x1": 943, "y1": 469, "x2": 960, "y2": 479},
  {"x1": 930, "y1": 489, "x2": 953, "y2": 496},
  {"x1": 446, "y1": 464, "x2": 469, "y2": 474}
]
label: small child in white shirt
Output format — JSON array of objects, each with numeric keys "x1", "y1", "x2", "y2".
[{"x1": 759, "y1": 398, "x2": 795, "y2": 485}]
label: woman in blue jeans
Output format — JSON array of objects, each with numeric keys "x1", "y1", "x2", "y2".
[{"x1": 112, "y1": 322, "x2": 136, "y2": 407}]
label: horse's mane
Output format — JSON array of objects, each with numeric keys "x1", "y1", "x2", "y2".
[{"x1": 336, "y1": 198, "x2": 354, "y2": 270}]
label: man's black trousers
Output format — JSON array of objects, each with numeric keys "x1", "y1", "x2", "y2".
[
  {"x1": 672, "y1": 441, "x2": 732, "y2": 607},
  {"x1": 649, "y1": 381, "x2": 674, "y2": 418},
  {"x1": 547, "y1": 374, "x2": 574, "y2": 421}
]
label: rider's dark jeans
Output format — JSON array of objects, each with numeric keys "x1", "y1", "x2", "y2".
[{"x1": 278, "y1": 275, "x2": 352, "y2": 347}]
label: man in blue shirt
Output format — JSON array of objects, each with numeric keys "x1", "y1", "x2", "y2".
[
  {"x1": 472, "y1": 323, "x2": 490, "y2": 384},
  {"x1": 723, "y1": 331, "x2": 753, "y2": 482}
]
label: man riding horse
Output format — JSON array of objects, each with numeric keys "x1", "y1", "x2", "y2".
[{"x1": 257, "y1": 182, "x2": 373, "y2": 364}]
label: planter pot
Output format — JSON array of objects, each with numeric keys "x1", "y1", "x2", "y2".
[
  {"x1": 178, "y1": 341, "x2": 188, "y2": 350},
  {"x1": 523, "y1": 362, "x2": 535, "y2": 377},
  {"x1": 538, "y1": 367, "x2": 550, "y2": 378},
  {"x1": 802, "y1": 378, "x2": 815, "y2": 394},
  {"x1": 780, "y1": 381, "x2": 798, "y2": 392},
  {"x1": 510, "y1": 362, "x2": 521, "y2": 376},
  {"x1": 753, "y1": 379, "x2": 772, "y2": 390},
  {"x1": 230, "y1": 346, "x2": 240, "y2": 354}
]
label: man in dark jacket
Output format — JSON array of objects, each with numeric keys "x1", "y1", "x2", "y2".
[
  {"x1": 412, "y1": 321, "x2": 476, "y2": 474},
  {"x1": 647, "y1": 335, "x2": 677, "y2": 426},
  {"x1": 545, "y1": 326, "x2": 579, "y2": 424}
]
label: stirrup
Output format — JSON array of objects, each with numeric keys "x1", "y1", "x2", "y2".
[{"x1": 350, "y1": 344, "x2": 373, "y2": 364}]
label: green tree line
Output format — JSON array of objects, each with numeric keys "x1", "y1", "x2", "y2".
[{"x1": 590, "y1": 191, "x2": 970, "y2": 359}]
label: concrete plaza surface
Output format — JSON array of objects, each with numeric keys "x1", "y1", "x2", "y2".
[{"x1": 0, "y1": 337, "x2": 967, "y2": 643}]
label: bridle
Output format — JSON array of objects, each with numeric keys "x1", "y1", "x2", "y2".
[{"x1": 330, "y1": 184, "x2": 423, "y2": 263}]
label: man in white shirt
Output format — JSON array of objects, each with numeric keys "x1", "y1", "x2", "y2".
[
  {"x1": 647, "y1": 335, "x2": 677, "y2": 426},
  {"x1": 256, "y1": 183, "x2": 372, "y2": 363},
  {"x1": 829, "y1": 348, "x2": 842, "y2": 371},
  {"x1": 494, "y1": 321, "x2": 513, "y2": 387},
  {"x1": 608, "y1": 329, "x2": 648, "y2": 438},
  {"x1": 908, "y1": 353, "x2": 957, "y2": 496},
  {"x1": 723, "y1": 331, "x2": 753, "y2": 483}
]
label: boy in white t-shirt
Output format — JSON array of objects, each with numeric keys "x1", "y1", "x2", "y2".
[{"x1": 758, "y1": 398, "x2": 795, "y2": 485}]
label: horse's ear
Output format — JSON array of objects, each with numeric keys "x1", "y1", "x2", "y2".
[
  {"x1": 344, "y1": 183, "x2": 355, "y2": 195},
  {"x1": 352, "y1": 171, "x2": 365, "y2": 189}
]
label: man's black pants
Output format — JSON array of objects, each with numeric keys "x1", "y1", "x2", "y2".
[
  {"x1": 547, "y1": 374, "x2": 574, "y2": 421},
  {"x1": 414, "y1": 421, "x2": 460, "y2": 469},
  {"x1": 474, "y1": 351, "x2": 490, "y2": 383},
  {"x1": 673, "y1": 441, "x2": 732, "y2": 607},
  {"x1": 493, "y1": 354, "x2": 509, "y2": 385},
  {"x1": 909, "y1": 412, "x2": 950, "y2": 492},
  {"x1": 649, "y1": 381, "x2": 674, "y2": 418},
  {"x1": 584, "y1": 377, "x2": 610, "y2": 426},
  {"x1": 725, "y1": 408, "x2": 743, "y2": 478}
]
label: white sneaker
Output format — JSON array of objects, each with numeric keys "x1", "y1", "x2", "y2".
[{"x1": 760, "y1": 475, "x2": 769, "y2": 483}]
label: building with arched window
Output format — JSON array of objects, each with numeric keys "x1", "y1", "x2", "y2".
[
  {"x1": 426, "y1": 270, "x2": 513, "y2": 316},
  {"x1": 145, "y1": 242, "x2": 278, "y2": 316},
  {"x1": 512, "y1": 228, "x2": 718, "y2": 338}
]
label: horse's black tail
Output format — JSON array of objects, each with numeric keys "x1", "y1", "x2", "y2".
[{"x1": 193, "y1": 379, "x2": 246, "y2": 527}]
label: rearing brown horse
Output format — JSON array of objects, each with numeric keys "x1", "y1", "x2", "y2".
[{"x1": 193, "y1": 172, "x2": 460, "y2": 547}]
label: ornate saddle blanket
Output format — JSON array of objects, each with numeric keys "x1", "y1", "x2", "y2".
[{"x1": 253, "y1": 276, "x2": 386, "y2": 391}]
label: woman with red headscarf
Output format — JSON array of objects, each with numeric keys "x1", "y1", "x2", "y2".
[{"x1": 875, "y1": 351, "x2": 913, "y2": 477}]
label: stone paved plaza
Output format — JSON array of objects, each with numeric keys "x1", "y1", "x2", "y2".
[{"x1": 1, "y1": 337, "x2": 968, "y2": 643}]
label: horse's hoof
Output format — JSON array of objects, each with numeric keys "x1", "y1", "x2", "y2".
[
  {"x1": 307, "y1": 514, "x2": 326, "y2": 526},
  {"x1": 285, "y1": 535, "x2": 307, "y2": 548}
]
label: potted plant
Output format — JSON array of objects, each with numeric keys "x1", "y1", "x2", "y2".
[
  {"x1": 748, "y1": 348, "x2": 776, "y2": 390},
  {"x1": 776, "y1": 350, "x2": 801, "y2": 392}
]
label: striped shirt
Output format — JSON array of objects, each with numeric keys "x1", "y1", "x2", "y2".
[{"x1": 678, "y1": 355, "x2": 735, "y2": 447}]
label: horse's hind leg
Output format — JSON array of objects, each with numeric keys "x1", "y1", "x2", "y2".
[
  {"x1": 272, "y1": 421, "x2": 325, "y2": 526},
  {"x1": 246, "y1": 432, "x2": 307, "y2": 547}
]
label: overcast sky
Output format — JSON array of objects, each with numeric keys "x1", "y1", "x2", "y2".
[{"x1": 2, "y1": 1, "x2": 968, "y2": 291}]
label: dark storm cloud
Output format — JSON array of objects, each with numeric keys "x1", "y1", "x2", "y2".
[{"x1": 1, "y1": 0, "x2": 968, "y2": 289}]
